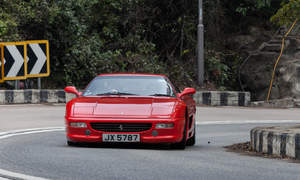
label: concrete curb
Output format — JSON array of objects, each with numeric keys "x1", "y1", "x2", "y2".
[
  {"x1": 251, "y1": 98, "x2": 300, "y2": 108},
  {"x1": 0, "y1": 90, "x2": 250, "y2": 106},
  {"x1": 194, "y1": 91, "x2": 250, "y2": 106},
  {"x1": 0, "y1": 90, "x2": 76, "y2": 104},
  {"x1": 250, "y1": 126, "x2": 300, "y2": 159}
]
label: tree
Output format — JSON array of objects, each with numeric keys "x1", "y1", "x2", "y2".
[
  {"x1": 0, "y1": 0, "x2": 288, "y2": 90},
  {"x1": 271, "y1": 0, "x2": 300, "y2": 25}
]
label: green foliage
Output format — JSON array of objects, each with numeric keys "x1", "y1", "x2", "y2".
[
  {"x1": 204, "y1": 50, "x2": 243, "y2": 90},
  {"x1": 205, "y1": 50, "x2": 229, "y2": 88},
  {"x1": 235, "y1": 0, "x2": 272, "y2": 16},
  {"x1": 0, "y1": 20, "x2": 7, "y2": 36},
  {"x1": 271, "y1": 0, "x2": 300, "y2": 25},
  {"x1": 0, "y1": 12, "x2": 18, "y2": 40},
  {"x1": 0, "y1": 0, "x2": 286, "y2": 90}
]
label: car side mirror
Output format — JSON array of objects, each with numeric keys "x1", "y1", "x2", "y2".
[
  {"x1": 64, "y1": 86, "x2": 81, "y2": 97},
  {"x1": 178, "y1": 88, "x2": 196, "y2": 98}
]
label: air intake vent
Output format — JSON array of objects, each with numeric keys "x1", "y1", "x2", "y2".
[{"x1": 90, "y1": 123, "x2": 152, "y2": 132}]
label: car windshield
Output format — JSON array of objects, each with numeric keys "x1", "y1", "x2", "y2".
[{"x1": 82, "y1": 75, "x2": 176, "y2": 97}]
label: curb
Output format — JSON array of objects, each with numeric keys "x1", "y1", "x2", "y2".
[
  {"x1": 250, "y1": 126, "x2": 300, "y2": 159},
  {"x1": 194, "y1": 91, "x2": 250, "y2": 106},
  {"x1": 0, "y1": 89, "x2": 76, "y2": 104},
  {"x1": 251, "y1": 98, "x2": 300, "y2": 108},
  {"x1": 0, "y1": 90, "x2": 250, "y2": 106}
]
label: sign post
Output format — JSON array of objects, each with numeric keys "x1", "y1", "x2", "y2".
[{"x1": 38, "y1": 77, "x2": 41, "y2": 89}]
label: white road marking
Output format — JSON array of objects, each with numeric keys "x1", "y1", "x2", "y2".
[
  {"x1": 0, "y1": 127, "x2": 64, "y2": 140},
  {"x1": 196, "y1": 119, "x2": 300, "y2": 125},
  {"x1": 0, "y1": 169, "x2": 47, "y2": 180},
  {"x1": 0, "y1": 127, "x2": 64, "y2": 180}
]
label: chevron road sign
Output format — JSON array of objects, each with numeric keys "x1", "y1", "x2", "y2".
[
  {"x1": 2, "y1": 42, "x2": 27, "y2": 81},
  {"x1": 0, "y1": 45, "x2": 3, "y2": 83},
  {"x1": 26, "y1": 40, "x2": 50, "y2": 78},
  {"x1": 0, "y1": 40, "x2": 50, "y2": 82}
]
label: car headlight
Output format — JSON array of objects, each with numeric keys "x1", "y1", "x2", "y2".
[
  {"x1": 70, "y1": 122, "x2": 87, "y2": 128},
  {"x1": 155, "y1": 123, "x2": 174, "y2": 129}
]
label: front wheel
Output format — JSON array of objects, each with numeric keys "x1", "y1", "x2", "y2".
[
  {"x1": 186, "y1": 127, "x2": 196, "y2": 146},
  {"x1": 67, "y1": 141, "x2": 79, "y2": 147},
  {"x1": 171, "y1": 119, "x2": 187, "y2": 150}
]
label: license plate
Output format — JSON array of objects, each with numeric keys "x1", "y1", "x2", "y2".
[{"x1": 102, "y1": 134, "x2": 140, "y2": 142}]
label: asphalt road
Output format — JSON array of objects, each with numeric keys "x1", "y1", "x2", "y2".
[
  {"x1": 0, "y1": 105, "x2": 300, "y2": 180},
  {"x1": 0, "y1": 124, "x2": 300, "y2": 180}
]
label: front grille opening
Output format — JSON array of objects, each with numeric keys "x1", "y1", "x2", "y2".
[{"x1": 90, "y1": 123, "x2": 152, "y2": 132}]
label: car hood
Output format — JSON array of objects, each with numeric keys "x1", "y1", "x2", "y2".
[{"x1": 71, "y1": 96, "x2": 177, "y2": 118}]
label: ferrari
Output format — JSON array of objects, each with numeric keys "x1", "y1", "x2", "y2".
[{"x1": 64, "y1": 73, "x2": 196, "y2": 149}]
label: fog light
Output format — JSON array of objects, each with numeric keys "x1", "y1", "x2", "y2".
[
  {"x1": 152, "y1": 130, "x2": 158, "y2": 137},
  {"x1": 70, "y1": 122, "x2": 87, "y2": 128},
  {"x1": 85, "y1": 130, "x2": 91, "y2": 136},
  {"x1": 155, "y1": 123, "x2": 174, "y2": 129}
]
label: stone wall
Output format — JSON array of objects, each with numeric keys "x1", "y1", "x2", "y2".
[{"x1": 240, "y1": 35, "x2": 300, "y2": 101}]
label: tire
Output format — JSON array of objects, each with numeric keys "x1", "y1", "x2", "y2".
[
  {"x1": 67, "y1": 141, "x2": 78, "y2": 147},
  {"x1": 186, "y1": 127, "x2": 196, "y2": 146},
  {"x1": 171, "y1": 118, "x2": 187, "y2": 150}
]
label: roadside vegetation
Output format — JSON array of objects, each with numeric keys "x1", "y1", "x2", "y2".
[{"x1": 0, "y1": 0, "x2": 299, "y2": 89}]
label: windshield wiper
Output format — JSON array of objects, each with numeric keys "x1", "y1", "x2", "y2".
[
  {"x1": 149, "y1": 94, "x2": 172, "y2": 97},
  {"x1": 96, "y1": 92, "x2": 137, "y2": 96}
]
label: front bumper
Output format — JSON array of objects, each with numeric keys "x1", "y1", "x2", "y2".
[{"x1": 65, "y1": 117, "x2": 185, "y2": 143}]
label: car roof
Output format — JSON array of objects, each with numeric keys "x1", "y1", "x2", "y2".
[{"x1": 97, "y1": 73, "x2": 167, "y2": 77}]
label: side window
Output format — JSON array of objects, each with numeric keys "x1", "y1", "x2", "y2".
[
  {"x1": 173, "y1": 84, "x2": 180, "y2": 94},
  {"x1": 165, "y1": 77, "x2": 180, "y2": 94}
]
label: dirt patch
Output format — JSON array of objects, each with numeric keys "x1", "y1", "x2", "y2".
[
  {"x1": 224, "y1": 142, "x2": 251, "y2": 153},
  {"x1": 224, "y1": 142, "x2": 300, "y2": 163}
]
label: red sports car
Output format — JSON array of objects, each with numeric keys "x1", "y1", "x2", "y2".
[{"x1": 64, "y1": 73, "x2": 196, "y2": 149}]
